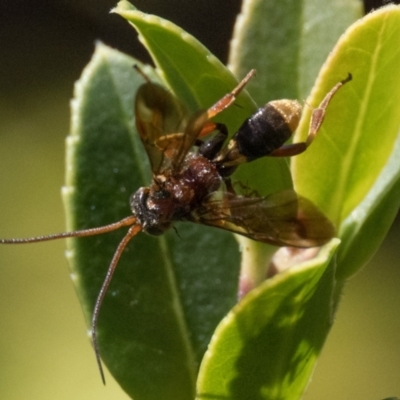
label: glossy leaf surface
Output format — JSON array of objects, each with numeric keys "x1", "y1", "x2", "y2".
[
  {"x1": 292, "y1": 5, "x2": 400, "y2": 279},
  {"x1": 229, "y1": 0, "x2": 362, "y2": 101},
  {"x1": 197, "y1": 241, "x2": 340, "y2": 400},
  {"x1": 229, "y1": 0, "x2": 362, "y2": 197},
  {"x1": 64, "y1": 43, "x2": 240, "y2": 400}
]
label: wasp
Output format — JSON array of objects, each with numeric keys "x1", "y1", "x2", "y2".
[{"x1": 0, "y1": 67, "x2": 351, "y2": 382}]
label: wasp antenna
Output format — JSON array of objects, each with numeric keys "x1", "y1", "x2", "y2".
[
  {"x1": 1, "y1": 215, "x2": 140, "y2": 383},
  {"x1": 0, "y1": 216, "x2": 137, "y2": 244},
  {"x1": 91, "y1": 223, "x2": 142, "y2": 385}
]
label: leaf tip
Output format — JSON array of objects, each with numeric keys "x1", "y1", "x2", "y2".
[{"x1": 111, "y1": 0, "x2": 137, "y2": 15}]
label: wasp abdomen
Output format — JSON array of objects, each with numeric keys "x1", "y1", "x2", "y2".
[{"x1": 235, "y1": 99, "x2": 302, "y2": 161}]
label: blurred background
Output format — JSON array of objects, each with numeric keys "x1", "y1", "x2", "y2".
[{"x1": 0, "y1": 0, "x2": 399, "y2": 399}]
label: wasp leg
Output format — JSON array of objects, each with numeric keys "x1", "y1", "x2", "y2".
[
  {"x1": 268, "y1": 142, "x2": 307, "y2": 157},
  {"x1": 199, "y1": 123, "x2": 228, "y2": 160},
  {"x1": 306, "y1": 73, "x2": 352, "y2": 146},
  {"x1": 269, "y1": 73, "x2": 352, "y2": 157},
  {"x1": 206, "y1": 69, "x2": 256, "y2": 120}
]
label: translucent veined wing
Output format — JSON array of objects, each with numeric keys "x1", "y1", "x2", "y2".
[
  {"x1": 134, "y1": 81, "x2": 190, "y2": 174},
  {"x1": 193, "y1": 190, "x2": 335, "y2": 247},
  {"x1": 134, "y1": 70, "x2": 258, "y2": 175},
  {"x1": 170, "y1": 110, "x2": 210, "y2": 173}
]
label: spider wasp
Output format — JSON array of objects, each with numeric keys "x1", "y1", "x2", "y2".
[{"x1": 0, "y1": 67, "x2": 351, "y2": 382}]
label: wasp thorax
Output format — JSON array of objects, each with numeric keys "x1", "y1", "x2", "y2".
[
  {"x1": 131, "y1": 155, "x2": 221, "y2": 235},
  {"x1": 160, "y1": 156, "x2": 220, "y2": 213}
]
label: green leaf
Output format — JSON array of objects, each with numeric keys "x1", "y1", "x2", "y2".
[
  {"x1": 338, "y1": 132, "x2": 400, "y2": 279},
  {"x1": 229, "y1": 0, "x2": 362, "y2": 101},
  {"x1": 221, "y1": 0, "x2": 362, "y2": 291},
  {"x1": 196, "y1": 240, "x2": 340, "y2": 400},
  {"x1": 64, "y1": 43, "x2": 240, "y2": 400},
  {"x1": 229, "y1": 0, "x2": 362, "y2": 195},
  {"x1": 292, "y1": 5, "x2": 400, "y2": 279},
  {"x1": 113, "y1": 1, "x2": 256, "y2": 121},
  {"x1": 113, "y1": 1, "x2": 292, "y2": 198}
]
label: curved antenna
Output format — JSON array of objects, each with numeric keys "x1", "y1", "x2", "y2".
[
  {"x1": 1, "y1": 214, "x2": 141, "y2": 384},
  {"x1": 91, "y1": 223, "x2": 142, "y2": 384},
  {"x1": 0, "y1": 216, "x2": 138, "y2": 244}
]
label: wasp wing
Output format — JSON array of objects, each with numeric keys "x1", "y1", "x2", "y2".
[
  {"x1": 171, "y1": 110, "x2": 210, "y2": 172},
  {"x1": 135, "y1": 81, "x2": 190, "y2": 174},
  {"x1": 193, "y1": 190, "x2": 335, "y2": 248}
]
